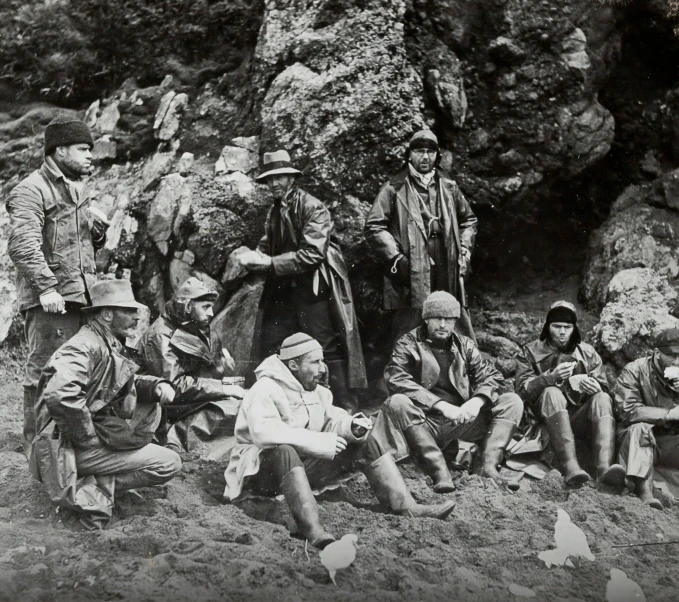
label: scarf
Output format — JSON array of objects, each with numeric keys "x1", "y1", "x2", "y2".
[{"x1": 408, "y1": 163, "x2": 436, "y2": 189}]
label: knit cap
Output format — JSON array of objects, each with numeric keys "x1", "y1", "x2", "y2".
[
  {"x1": 279, "y1": 332, "x2": 323, "y2": 361},
  {"x1": 422, "y1": 291, "x2": 461, "y2": 319},
  {"x1": 44, "y1": 115, "x2": 94, "y2": 155},
  {"x1": 409, "y1": 129, "x2": 439, "y2": 151}
]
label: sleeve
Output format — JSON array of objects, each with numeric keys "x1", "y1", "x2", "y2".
[
  {"x1": 322, "y1": 398, "x2": 368, "y2": 443},
  {"x1": 41, "y1": 344, "x2": 97, "y2": 448},
  {"x1": 384, "y1": 336, "x2": 441, "y2": 410},
  {"x1": 243, "y1": 380, "x2": 339, "y2": 459},
  {"x1": 514, "y1": 346, "x2": 558, "y2": 404},
  {"x1": 6, "y1": 181, "x2": 59, "y2": 294},
  {"x1": 615, "y1": 365, "x2": 669, "y2": 426},
  {"x1": 363, "y1": 182, "x2": 403, "y2": 263},
  {"x1": 587, "y1": 348, "x2": 610, "y2": 393},
  {"x1": 466, "y1": 342, "x2": 501, "y2": 405},
  {"x1": 140, "y1": 332, "x2": 224, "y2": 404},
  {"x1": 271, "y1": 200, "x2": 330, "y2": 276},
  {"x1": 454, "y1": 184, "x2": 478, "y2": 256}
]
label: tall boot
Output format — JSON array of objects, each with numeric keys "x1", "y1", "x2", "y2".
[
  {"x1": 475, "y1": 419, "x2": 520, "y2": 491},
  {"x1": 23, "y1": 386, "x2": 37, "y2": 452},
  {"x1": 362, "y1": 453, "x2": 456, "y2": 519},
  {"x1": 404, "y1": 423, "x2": 455, "y2": 493},
  {"x1": 592, "y1": 416, "x2": 625, "y2": 487},
  {"x1": 631, "y1": 475, "x2": 663, "y2": 510},
  {"x1": 280, "y1": 466, "x2": 336, "y2": 549},
  {"x1": 544, "y1": 410, "x2": 590, "y2": 487},
  {"x1": 326, "y1": 359, "x2": 359, "y2": 414}
]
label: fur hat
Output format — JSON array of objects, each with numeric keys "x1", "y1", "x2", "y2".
[
  {"x1": 422, "y1": 291, "x2": 461, "y2": 320},
  {"x1": 539, "y1": 300, "x2": 581, "y2": 350},
  {"x1": 44, "y1": 115, "x2": 94, "y2": 155}
]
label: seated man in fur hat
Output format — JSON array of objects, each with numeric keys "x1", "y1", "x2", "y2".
[
  {"x1": 615, "y1": 328, "x2": 679, "y2": 509},
  {"x1": 224, "y1": 332, "x2": 455, "y2": 549},
  {"x1": 369, "y1": 291, "x2": 523, "y2": 492},
  {"x1": 138, "y1": 277, "x2": 245, "y2": 451},
  {"x1": 515, "y1": 300, "x2": 625, "y2": 487},
  {"x1": 30, "y1": 280, "x2": 181, "y2": 529}
]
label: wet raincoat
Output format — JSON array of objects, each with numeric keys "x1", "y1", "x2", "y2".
[{"x1": 223, "y1": 355, "x2": 365, "y2": 500}]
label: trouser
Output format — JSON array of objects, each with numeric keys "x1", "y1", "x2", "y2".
[
  {"x1": 536, "y1": 387, "x2": 613, "y2": 437},
  {"x1": 368, "y1": 391, "x2": 523, "y2": 460},
  {"x1": 391, "y1": 305, "x2": 475, "y2": 345},
  {"x1": 247, "y1": 439, "x2": 381, "y2": 496},
  {"x1": 617, "y1": 424, "x2": 679, "y2": 479},
  {"x1": 75, "y1": 443, "x2": 182, "y2": 492},
  {"x1": 23, "y1": 305, "x2": 84, "y2": 442}
]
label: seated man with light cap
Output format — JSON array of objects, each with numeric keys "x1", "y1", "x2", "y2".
[
  {"x1": 515, "y1": 300, "x2": 625, "y2": 488},
  {"x1": 30, "y1": 280, "x2": 182, "y2": 529},
  {"x1": 138, "y1": 277, "x2": 245, "y2": 451},
  {"x1": 224, "y1": 332, "x2": 455, "y2": 549},
  {"x1": 615, "y1": 328, "x2": 679, "y2": 509},
  {"x1": 369, "y1": 291, "x2": 524, "y2": 492}
]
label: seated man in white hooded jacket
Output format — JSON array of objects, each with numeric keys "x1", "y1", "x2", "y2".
[{"x1": 224, "y1": 332, "x2": 455, "y2": 549}]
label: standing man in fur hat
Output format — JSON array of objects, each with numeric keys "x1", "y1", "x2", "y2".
[
  {"x1": 515, "y1": 301, "x2": 625, "y2": 487},
  {"x1": 6, "y1": 115, "x2": 108, "y2": 448},
  {"x1": 365, "y1": 129, "x2": 478, "y2": 342},
  {"x1": 237, "y1": 150, "x2": 367, "y2": 413},
  {"x1": 369, "y1": 291, "x2": 524, "y2": 492}
]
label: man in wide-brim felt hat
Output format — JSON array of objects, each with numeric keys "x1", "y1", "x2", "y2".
[
  {"x1": 237, "y1": 149, "x2": 367, "y2": 412},
  {"x1": 29, "y1": 280, "x2": 182, "y2": 529}
]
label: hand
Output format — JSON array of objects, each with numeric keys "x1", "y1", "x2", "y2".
[
  {"x1": 221, "y1": 348, "x2": 236, "y2": 373},
  {"x1": 459, "y1": 248, "x2": 471, "y2": 279},
  {"x1": 434, "y1": 401, "x2": 465, "y2": 425},
  {"x1": 334, "y1": 435, "x2": 348, "y2": 454},
  {"x1": 40, "y1": 290, "x2": 66, "y2": 314},
  {"x1": 578, "y1": 377, "x2": 602, "y2": 396},
  {"x1": 552, "y1": 363, "x2": 576, "y2": 381},
  {"x1": 458, "y1": 396, "x2": 485, "y2": 424},
  {"x1": 239, "y1": 250, "x2": 272, "y2": 272},
  {"x1": 155, "y1": 383, "x2": 176, "y2": 406},
  {"x1": 222, "y1": 384, "x2": 245, "y2": 399},
  {"x1": 351, "y1": 413, "x2": 373, "y2": 438},
  {"x1": 665, "y1": 406, "x2": 679, "y2": 422},
  {"x1": 666, "y1": 375, "x2": 679, "y2": 391}
]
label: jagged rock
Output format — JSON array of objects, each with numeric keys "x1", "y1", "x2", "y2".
[
  {"x1": 84, "y1": 99, "x2": 100, "y2": 129},
  {"x1": 92, "y1": 136, "x2": 117, "y2": 161},
  {"x1": 0, "y1": 206, "x2": 17, "y2": 344},
  {"x1": 214, "y1": 172, "x2": 256, "y2": 206},
  {"x1": 176, "y1": 152, "x2": 194, "y2": 175},
  {"x1": 488, "y1": 37, "x2": 527, "y2": 64},
  {"x1": 593, "y1": 268, "x2": 679, "y2": 368},
  {"x1": 214, "y1": 145, "x2": 258, "y2": 175},
  {"x1": 98, "y1": 100, "x2": 121, "y2": 134},
  {"x1": 147, "y1": 174, "x2": 189, "y2": 255},
  {"x1": 231, "y1": 136, "x2": 260, "y2": 154},
  {"x1": 141, "y1": 141, "x2": 179, "y2": 190},
  {"x1": 560, "y1": 28, "x2": 591, "y2": 71},
  {"x1": 154, "y1": 91, "x2": 189, "y2": 141}
]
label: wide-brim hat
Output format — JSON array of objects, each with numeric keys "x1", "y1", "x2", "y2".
[
  {"x1": 83, "y1": 279, "x2": 147, "y2": 312},
  {"x1": 256, "y1": 150, "x2": 303, "y2": 181}
]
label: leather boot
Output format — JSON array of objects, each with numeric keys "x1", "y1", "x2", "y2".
[
  {"x1": 23, "y1": 386, "x2": 37, "y2": 451},
  {"x1": 476, "y1": 419, "x2": 521, "y2": 491},
  {"x1": 632, "y1": 475, "x2": 663, "y2": 510},
  {"x1": 592, "y1": 416, "x2": 625, "y2": 487},
  {"x1": 544, "y1": 410, "x2": 590, "y2": 487},
  {"x1": 362, "y1": 453, "x2": 456, "y2": 519},
  {"x1": 280, "y1": 467, "x2": 336, "y2": 549},
  {"x1": 326, "y1": 359, "x2": 359, "y2": 414},
  {"x1": 404, "y1": 423, "x2": 455, "y2": 493}
]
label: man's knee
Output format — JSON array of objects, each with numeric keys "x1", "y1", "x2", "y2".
[
  {"x1": 385, "y1": 394, "x2": 416, "y2": 417},
  {"x1": 272, "y1": 444, "x2": 301, "y2": 465},
  {"x1": 624, "y1": 422, "x2": 655, "y2": 443},
  {"x1": 589, "y1": 391, "x2": 613, "y2": 418},
  {"x1": 158, "y1": 447, "x2": 182, "y2": 478},
  {"x1": 538, "y1": 387, "x2": 567, "y2": 418},
  {"x1": 495, "y1": 392, "x2": 523, "y2": 425}
]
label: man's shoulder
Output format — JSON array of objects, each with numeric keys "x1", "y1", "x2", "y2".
[
  {"x1": 621, "y1": 356, "x2": 652, "y2": 377},
  {"x1": 8, "y1": 168, "x2": 47, "y2": 197},
  {"x1": 578, "y1": 341, "x2": 601, "y2": 359}
]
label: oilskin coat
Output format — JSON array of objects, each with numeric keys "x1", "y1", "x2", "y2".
[
  {"x1": 223, "y1": 355, "x2": 364, "y2": 500},
  {"x1": 6, "y1": 159, "x2": 103, "y2": 311},
  {"x1": 364, "y1": 168, "x2": 477, "y2": 310},
  {"x1": 138, "y1": 299, "x2": 227, "y2": 422},
  {"x1": 29, "y1": 320, "x2": 166, "y2": 528},
  {"x1": 256, "y1": 187, "x2": 367, "y2": 389}
]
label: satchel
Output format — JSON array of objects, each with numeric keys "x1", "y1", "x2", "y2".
[{"x1": 91, "y1": 414, "x2": 154, "y2": 451}]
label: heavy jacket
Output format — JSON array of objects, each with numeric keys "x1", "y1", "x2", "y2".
[
  {"x1": 6, "y1": 158, "x2": 104, "y2": 311},
  {"x1": 515, "y1": 339, "x2": 608, "y2": 407},
  {"x1": 138, "y1": 301, "x2": 227, "y2": 422},
  {"x1": 385, "y1": 326, "x2": 503, "y2": 409},
  {"x1": 364, "y1": 168, "x2": 477, "y2": 309},
  {"x1": 29, "y1": 320, "x2": 166, "y2": 526},
  {"x1": 615, "y1": 353, "x2": 679, "y2": 426},
  {"x1": 257, "y1": 186, "x2": 367, "y2": 388},
  {"x1": 223, "y1": 355, "x2": 366, "y2": 500}
]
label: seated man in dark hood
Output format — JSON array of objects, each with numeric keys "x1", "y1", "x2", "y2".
[
  {"x1": 138, "y1": 277, "x2": 244, "y2": 450},
  {"x1": 515, "y1": 300, "x2": 625, "y2": 488}
]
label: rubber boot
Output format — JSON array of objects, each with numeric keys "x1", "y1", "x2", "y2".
[
  {"x1": 280, "y1": 466, "x2": 336, "y2": 549},
  {"x1": 631, "y1": 475, "x2": 663, "y2": 510},
  {"x1": 404, "y1": 423, "x2": 456, "y2": 493},
  {"x1": 362, "y1": 453, "x2": 456, "y2": 519},
  {"x1": 592, "y1": 416, "x2": 625, "y2": 487},
  {"x1": 326, "y1": 359, "x2": 359, "y2": 414},
  {"x1": 23, "y1": 386, "x2": 37, "y2": 452},
  {"x1": 544, "y1": 410, "x2": 590, "y2": 487},
  {"x1": 476, "y1": 419, "x2": 521, "y2": 491}
]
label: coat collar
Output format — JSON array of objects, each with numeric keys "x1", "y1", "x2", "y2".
[{"x1": 168, "y1": 326, "x2": 215, "y2": 366}]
